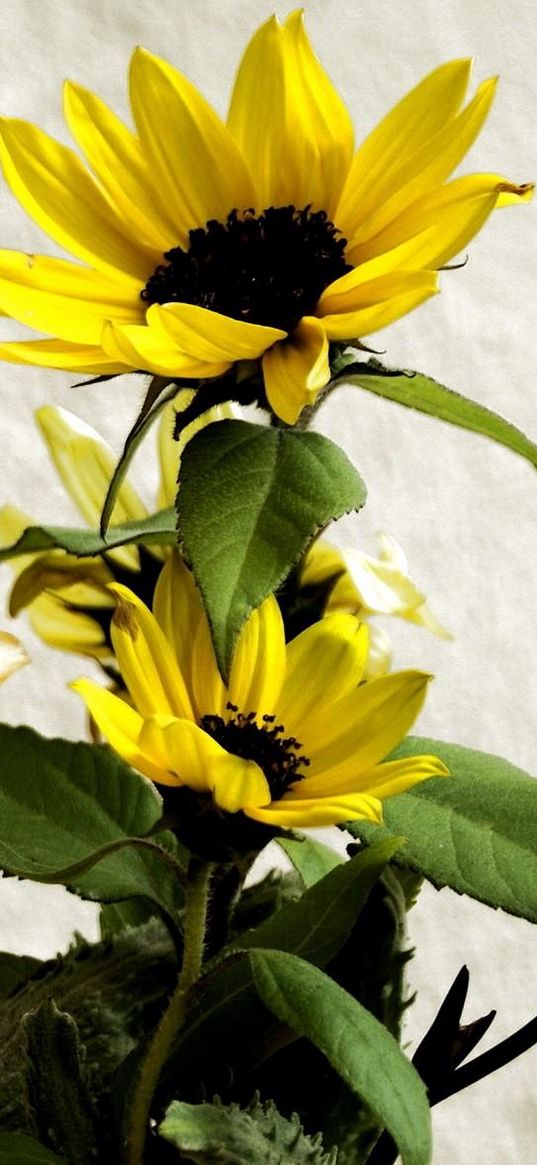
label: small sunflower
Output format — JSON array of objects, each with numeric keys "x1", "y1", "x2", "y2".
[
  {"x1": 0, "y1": 13, "x2": 532, "y2": 424},
  {"x1": 72, "y1": 553, "x2": 447, "y2": 829}
]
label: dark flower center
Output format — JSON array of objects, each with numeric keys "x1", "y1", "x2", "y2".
[
  {"x1": 201, "y1": 702, "x2": 310, "y2": 800},
  {"x1": 141, "y1": 205, "x2": 352, "y2": 333}
]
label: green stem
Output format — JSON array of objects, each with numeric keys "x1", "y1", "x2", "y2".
[{"x1": 122, "y1": 858, "x2": 213, "y2": 1165}]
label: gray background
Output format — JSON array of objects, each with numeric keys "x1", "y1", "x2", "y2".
[{"x1": 0, "y1": 1, "x2": 536, "y2": 1159}]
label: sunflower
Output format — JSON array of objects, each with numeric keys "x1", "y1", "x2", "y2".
[
  {"x1": 0, "y1": 396, "x2": 231, "y2": 661},
  {"x1": 301, "y1": 533, "x2": 451, "y2": 678},
  {"x1": 72, "y1": 553, "x2": 447, "y2": 829},
  {"x1": 0, "y1": 14, "x2": 531, "y2": 425}
]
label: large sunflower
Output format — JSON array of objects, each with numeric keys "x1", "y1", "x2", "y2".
[
  {"x1": 0, "y1": 13, "x2": 531, "y2": 424},
  {"x1": 73, "y1": 553, "x2": 447, "y2": 829}
]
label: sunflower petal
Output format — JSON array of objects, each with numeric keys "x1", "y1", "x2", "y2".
[
  {"x1": 246, "y1": 791, "x2": 383, "y2": 828},
  {"x1": 70, "y1": 678, "x2": 154, "y2": 773},
  {"x1": 151, "y1": 302, "x2": 285, "y2": 361},
  {"x1": 227, "y1": 15, "x2": 286, "y2": 209},
  {"x1": 228, "y1": 596, "x2": 286, "y2": 715},
  {"x1": 336, "y1": 59, "x2": 472, "y2": 238},
  {"x1": 0, "y1": 118, "x2": 154, "y2": 279},
  {"x1": 304, "y1": 670, "x2": 432, "y2": 781},
  {"x1": 319, "y1": 272, "x2": 439, "y2": 340},
  {"x1": 63, "y1": 80, "x2": 176, "y2": 248},
  {"x1": 210, "y1": 752, "x2": 271, "y2": 813},
  {"x1": 31, "y1": 594, "x2": 110, "y2": 660},
  {"x1": 278, "y1": 614, "x2": 369, "y2": 735},
  {"x1": 262, "y1": 317, "x2": 330, "y2": 424},
  {"x1": 129, "y1": 47, "x2": 255, "y2": 241},
  {"x1": 102, "y1": 319, "x2": 231, "y2": 378},
  {"x1": 290, "y1": 751, "x2": 448, "y2": 800},
  {"x1": 109, "y1": 583, "x2": 194, "y2": 719},
  {"x1": 0, "y1": 631, "x2": 28, "y2": 683},
  {"x1": 0, "y1": 338, "x2": 127, "y2": 373}
]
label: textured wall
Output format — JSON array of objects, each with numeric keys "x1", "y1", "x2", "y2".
[{"x1": 0, "y1": 1, "x2": 536, "y2": 1160}]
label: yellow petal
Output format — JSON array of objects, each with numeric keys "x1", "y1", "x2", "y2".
[
  {"x1": 227, "y1": 15, "x2": 286, "y2": 209},
  {"x1": 300, "y1": 541, "x2": 346, "y2": 588},
  {"x1": 0, "y1": 117, "x2": 155, "y2": 279},
  {"x1": 0, "y1": 275, "x2": 141, "y2": 348},
  {"x1": 36, "y1": 406, "x2": 146, "y2": 569},
  {"x1": 31, "y1": 593, "x2": 110, "y2": 660},
  {"x1": 63, "y1": 80, "x2": 176, "y2": 249},
  {"x1": 246, "y1": 791, "x2": 383, "y2": 828},
  {"x1": 0, "y1": 337, "x2": 127, "y2": 373},
  {"x1": 102, "y1": 319, "x2": 231, "y2": 378},
  {"x1": 346, "y1": 76, "x2": 498, "y2": 246},
  {"x1": 109, "y1": 583, "x2": 194, "y2": 719},
  {"x1": 336, "y1": 59, "x2": 472, "y2": 238},
  {"x1": 289, "y1": 751, "x2": 448, "y2": 800},
  {"x1": 262, "y1": 317, "x2": 330, "y2": 424},
  {"x1": 228, "y1": 596, "x2": 286, "y2": 716},
  {"x1": 210, "y1": 752, "x2": 271, "y2": 813},
  {"x1": 362, "y1": 624, "x2": 393, "y2": 680},
  {"x1": 129, "y1": 47, "x2": 256, "y2": 241},
  {"x1": 0, "y1": 631, "x2": 28, "y2": 683},
  {"x1": 71, "y1": 678, "x2": 158, "y2": 775},
  {"x1": 304, "y1": 670, "x2": 432, "y2": 782},
  {"x1": 8, "y1": 552, "x2": 112, "y2": 617},
  {"x1": 331, "y1": 545, "x2": 426, "y2": 616},
  {"x1": 278, "y1": 614, "x2": 369, "y2": 736},
  {"x1": 319, "y1": 272, "x2": 439, "y2": 340},
  {"x1": 151, "y1": 302, "x2": 285, "y2": 362},
  {"x1": 153, "y1": 554, "x2": 226, "y2": 720}
]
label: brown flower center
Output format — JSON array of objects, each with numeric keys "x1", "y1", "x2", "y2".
[{"x1": 201, "y1": 702, "x2": 310, "y2": 800}]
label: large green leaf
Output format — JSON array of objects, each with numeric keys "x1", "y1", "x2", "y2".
[
  {"x1": 0, "y1": 1135, "x2": 65, "y2": 1164},
  {"x1": 249, "y1": 949, "x2": 431, "y2": 1165},
  {"x1": 160, "y1": 1096, "x2": 337, "y2": 1164},
  {"x1": 0, "y1": 725, "x2": 185, "y2": 922},
  {"x1": 350, "y1": 736, "x2": 537, "y2": 920},
  {"x1": 177, "y1": 419, "x2": 366, "y2": 676},
  {"x1": 0, "y1": 508, "x2": 176, "y2": 562},
  {"x1": 335, "y1": 358, "x2": 537, "y2": 470}
]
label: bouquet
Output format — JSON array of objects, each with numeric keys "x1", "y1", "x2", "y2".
[{"x1": 0, "y1": 10, "x2": 534, "y2": 1164}]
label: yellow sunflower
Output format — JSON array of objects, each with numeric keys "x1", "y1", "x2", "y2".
[
  {"x1": 72, "y1": 553, "x2": 447, "y2": 829},
  {"x1": 0, "y1": 13, "x2": 532, "y2": 425}
]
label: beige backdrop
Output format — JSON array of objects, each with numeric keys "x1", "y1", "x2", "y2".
[{"x1": 0, "y1": 1, "x2": 536, "y2": 1160}]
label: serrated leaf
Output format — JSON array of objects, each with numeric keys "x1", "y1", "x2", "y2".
[
  {"x1": 177, "y1": 420, "x2": 366, "y2": 676},
  {"x1": 24, "y1": 1001, "x2": 100, "y2": 1164},
  {"x1": 277, "y1": 836, "x2": 343, "y2": 888},
  {"x1": 349, "y1": 736, "x2": 537, "y2": 920},
  {"x1": 0, "y1": 507, "x2": 176, "y2": 563},
  {"x1": 335, "y1": 359, "x2": 537, "y2": 470},
  {"x1": 249, "y1": 950, "x2": 431, "y2": 1165},
  {"x1": 0, "y1": 725, "x2": 185, "y2": 922},
  {"x1": 0, "y1": 1134, "x2": 65, "y2": 1163},
  {"x1": 159, "y1": 1095, "x2": 337, "y2": 1164}
]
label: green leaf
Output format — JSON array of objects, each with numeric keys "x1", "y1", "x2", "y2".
[
  {"x1": 0, "y1": 1135, "x2": 65, "y2": 1164},
  {"x1": 336, "y1": 359, "x2": 537, "y2": 470},
  {"x1": 99, "y1": 375, "x2": 177, "y2": 534},
  {"x1": 277, "y1": 835, "x2": 343, "y2": 888},
  {"x1": 0, "y1": 507, "x2": 176, "y2": 563},
  {"x1": 249, "y1": 950, "x2": 431, "y2": 1165},
  {"x1": 159, "y1": 1095, "x2": 337, "y2": 1164},
  {"x1": 0, "y1": 725, "x2": 185, "y2": 922},
  {"x1": 24, "y1": 1001, "x2": 100, "y2": 1165},
  {"x1": 0, "y1": 953, "x2": 41, "y2": 1000},
  {"x1": 349, "y1": 736, "x2": 537, "y2": 920},
  {"x1": 177, "y1": 419, "x2": 366, "y2": 676}
]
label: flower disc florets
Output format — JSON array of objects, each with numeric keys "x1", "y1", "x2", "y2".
[
  {"x1": 141, "y1": 205, "x2": 352, "y2": 333},
  {"x1": 201, "y1": 702, "x2": 310, "y2": 801}
]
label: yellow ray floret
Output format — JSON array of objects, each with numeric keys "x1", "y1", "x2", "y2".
[
  {"x1": 72, "y1": 553, "x2": 448, "y2": 829},
  {"x1": 0, "y1": 13, "x2": 531, "y2": 424}
]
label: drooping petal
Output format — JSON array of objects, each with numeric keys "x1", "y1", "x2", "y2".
[
  {"x1": 319, "y1": 272, "x2": 439, "y2": 340},
  {"x1": 304, "y1": 670, "x2": 432, "y2": 780},
  {"x1": 330, "y1": 545, "x2": 426, "y2": 616},
  {"x1": 0, "y1": 273, "x2": 142, "y2": 347},
  {"x1": 0, "y1": 118, "x2": 156, "y2": 279},
  {"x1": 0, "y1": 631, "x2": 28, "y2": 683},
  {"x1": 109, "y1": 584, "x2": 194, "y2": 719},
  {"x1": 139, "y1": 715, "x2": 230, "y2": 789},
  {"x1": 228, "y1": 596, "x2": 286, "y2": 715},
  {"x1": 63, "y1": 80, "x2": 176, "y2": 249},
  {"x1": 0, "y1": 338, "x2": 127, "y2": 373},
  {"x1": 210, "y1": 752, "x2": 271, "y2": 813},
  {"x1": 8, "y1": 552, "x2": 112, "y2": 618},
  {"x1": 102, "y1": 319, "x2": 231, "y2": 378},
  {"x1": 70, "y1": 678, "x2": 160, "y2": 776},
  {"x1": 336, "y1": 59, "x2": 472, "y2": 238},
  {"x1": 129, "y1": 47, "x2": 256, "y2": 242},
  {"x1": 262, "y1": 317, "x2": 330, "y2": 424},
  {"x1": 245, "y1": 791, "x2": 383, "y2": 828},
  {"x1": 151, "y1": 302, "x2": 286, "y2": 361},
  {"x1": 30, "y1": 593, "x2": 110, "y2": 659},
  {"x1": 36, "y1": 406, "x2": 146, "y2": 570},
  {"x1": 288, "y1": 751, "x2": 448, "y2": 800},
  {"x1": 278, "y1": 614, "x2": 369, "y2": 736}
]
